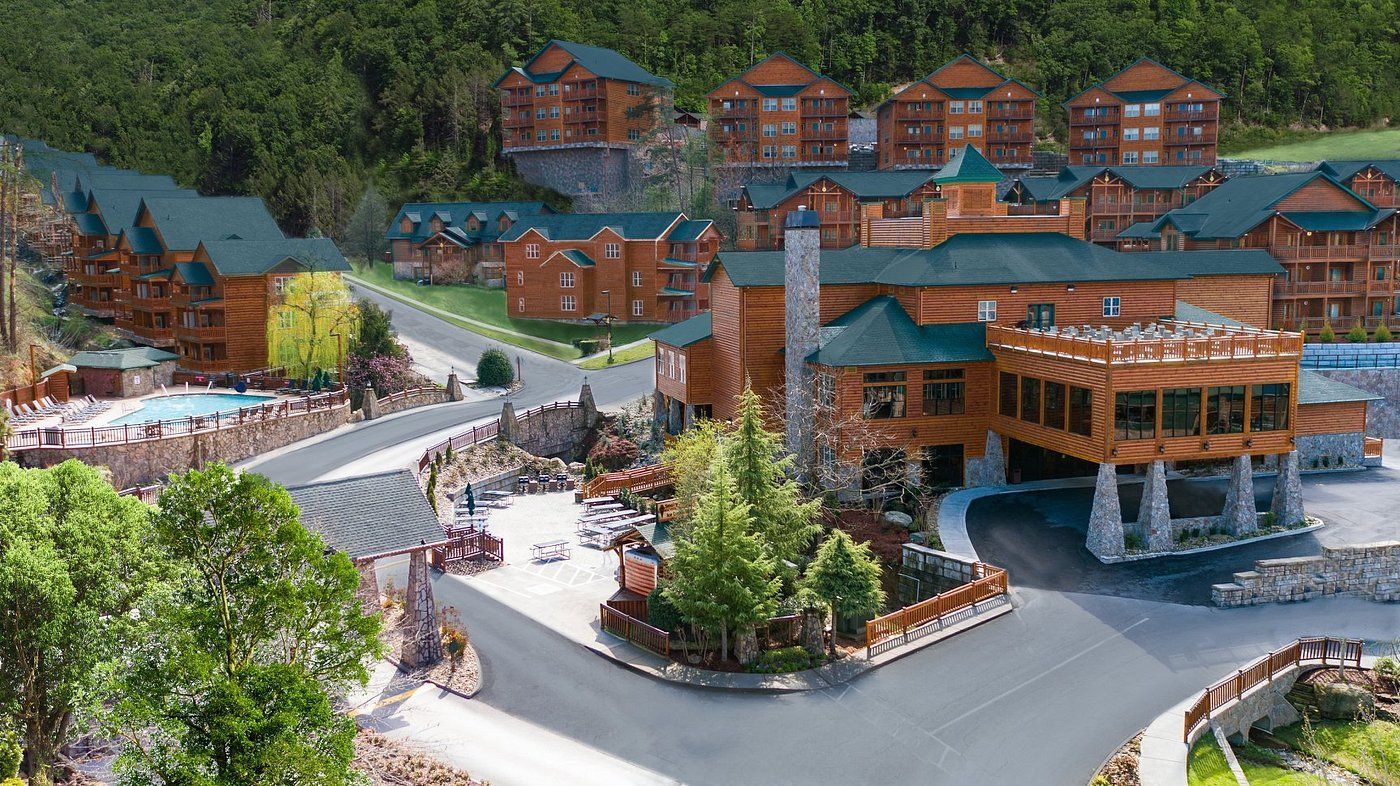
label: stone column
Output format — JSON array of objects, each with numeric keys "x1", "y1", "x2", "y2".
[
  {"x1": 734, "y1": 626, "x2": 758, "y2": 666},
  {"x1": 684, "y1": 404, "x2": 697, "y2": 430},
  {"x1": 1138, "y1": 460, "x2": 1173, "y2": 552},
  {"x1": 1086, "y1": 462, "x2": 1125, "y2": 560},
  {"x1": 401, "y1": 549, "x2": 442, "y2": 668},
  {"x1": 783, "y1": 207, "x2": 821, "y2": 477},
  {"x1": 361, "y1": 386, "x2": 381, "y2": 420},
  {"x1": 446, "y1": 372, "x2": 464, "y2": 402},
  {"x1": 668, "y1": 398, "x2": 682, "y2": 435},
  {"x1": 355, "y1": 558, "x2": 381, "y2": 617},
  {"x1": 499, "y1": 400, "x2": 519, "y2": 445},
  {"x1": 966, "y1": 430, "x2": 1006, "y2": 488},
  {"x1": 578, "y1": 382, "x2": 599, "y2": 429},
  {"x1": 1223, "y1": 454, "x2": 1257, "y2": 535},
  {"x1": 653, "y1": 392, "x2": 668, "y2": 431},
  {"x1": 1270, "y1": 451, "x2": 1304, "y2": 527}
]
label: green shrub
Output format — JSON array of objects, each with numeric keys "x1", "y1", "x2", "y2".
[
  {"x1": 1375, "y1": 656, "x2": 1400, "y2": 689},
  {"x1": 1347, "y1": 321, "x2": 1368, "y2": 343},
  {"x1": 1124, "y1": 533, "x2": 1145, "y2": 551},
  {"x1": 0, "y1": 729, "x2": 18, "y2": 779},
  {"x1": 1261, "y1": 511, "x2": 1277, "y2": 528},
  {"x1": 1375, "y1": 323, "x2": 1393, "y2": 342},
  {"x1": 747, "y1": 645, "x2": 822, "y2": 674},
  {"x1": 476, "y1": 348, "x2": 514, "y2": 387},
  {"x1": 646, "y1": 586, "x2": 684, "y2": 632},
  {"x1": 1319, "y1": 322, "x2": 1336, "y2": 343}
]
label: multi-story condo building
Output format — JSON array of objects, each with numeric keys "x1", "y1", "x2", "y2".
[
  {"x1": 876, "y1": 55, "x2": 1038, "y2": 171},
  {"x1": 707, "y1": 53, "x2": 851, "y2": 168},
  {"x1": 652, "y1": 176, "x2": 1376, "y2": 559},
  {"x1": 1129, "y1": 170, "x2": 1400, "y2": 335},
  {"x1": 734, "y1": 171, "x2": 941, "y2": 250},
  {"x1": 170, "y1": 238, "x2": 350, "y2": 374},
  {"x1": 1065, "y1": 58, "x2": 1222, "y2": 167},
  {"x1": 495, "y1": 40, "x2": 672, "y2": 153},
  {"x1": 385, "y1": 201, "x2": 553, "y2": 285},
  {"x1": 1316, "y1": 160, "x2": 1400, "y2": 208},
  {"x1": 499, "y1": 212, "x2": 719, "y2": 324},
  {"x1": 113, "y1": 196, "x2": 286, "y2": 348},
  {"x1": 1006, "y1": 165, "x2": 1226, "y2": 245}
]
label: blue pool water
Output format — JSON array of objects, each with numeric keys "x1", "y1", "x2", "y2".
[{"x1": 110, "y1": 393, "x2": 278, "y2": 425}]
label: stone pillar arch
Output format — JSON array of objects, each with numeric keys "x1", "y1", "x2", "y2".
[{"x1": 1087, "y1": 462, "x2": 1125, "y2": 560}]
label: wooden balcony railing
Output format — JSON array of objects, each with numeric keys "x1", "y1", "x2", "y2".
[
  {"x1": 173, "y1": 323, "x2": 227, "y2": 341},
  {"x1": 1165, "y1": 133, "x2": 1218, "y2": 145},
  {"x1": 893, "y1": 130, "x2": 942, "y2": 144},
  {"x1": 802, "y1": 127, "x2": 846, "y2": 141},
  {"x1": 866, "y1": 563, "x2": 1007, "y2": 656},
  {"x1": 1365, "y1": 436, "x2": 1384, "y2": 458},
  {"x1": 804, "y1": 104, "x2": 848, "y2": 117},
  {"x1": 1272, "y1": 280, "x2": 1367, "y2": 297},
  {"x1": 987, "y1": 130, "x2": 1033, "y2": 143},
  {"x1": 1272, "y1": 244, "x2": 1367, "y2": 260},
  {"x1": 1070, "y1": 112, "x2": 1119, "y2": 126},
  {"x1": 987, "y1": 107, "x2": 1035, "y2": 120},
  {"x1": 1077, "y1": 136, "x2": 1119, "y2": 149},
  {"x1": 600, "y1": 604, "x2": 670, "y2": 656},
  {"x1": 1165, "y1": 109, "x2": 1216, "y2": 121},
  {"x1": 986, "y1": 323, "x2": 1304, "y2": 365}
]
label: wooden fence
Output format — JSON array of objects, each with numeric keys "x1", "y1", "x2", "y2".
[
  {"x1": 600, "y1": 604, "x2": 671, "y2": 657},
  {"x1": 583, "y1": 463, "x2": 674, "y2": 499},
  {"x1": 415, "y1": 400, "x2": 582, "y2": 473},
  {"x1": 432, "y1": 530, "x2": 504, "y2": 567},
  {"x1": 7, "y1": 390, "x2": 347, "y2": 451},
  {"x1": 1, "y1": 373, "x2": 70, "y2": 409},
  {"x1": 1182, "y1": 637, "x2": 1363, "y2": 742},
  {"x1": 865, "y1": 563, "x2": 1008, "y2": 656}
]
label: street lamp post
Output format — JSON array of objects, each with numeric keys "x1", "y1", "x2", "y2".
[
  {"x1": 601, "y1": 290, "x2": 614, "y2": 363},
  {"x1": 329, "y1": 331, "x2": 345, "y2": 388}
]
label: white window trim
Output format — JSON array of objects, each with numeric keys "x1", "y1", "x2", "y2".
[
  {"x1": 632, "y1": 299, "x2": 644, "y2": 317},
  {"x1": 1102, "y1": 296, "x2": 1121, "y2": 317},
  {"x1": 525, "y1": 243, "x2": 540, "y2": 259},
  {"x1": 560, "y1": 295, "x2": 576, "y2": 312},
  {"x1": 560, "y1": 271, "x2": 575, "y2": 288},
  {"x1": 632, "y1": 271, "x2": 642, "y2": 287},
  {"x1": 978, "y1": 300, "x2": 997, "y2": 322},
  {"x1": 604, "y1": 243, "x2": 621, "y2": 259}
]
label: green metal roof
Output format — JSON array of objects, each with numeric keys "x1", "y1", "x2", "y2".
[
  {"x1": 501, "y1": 40, "x2": 673, "y2": 88},
  {"x1": 1014, "y1": 165, "x2": 1216, "y2": 203},
  {"x1": 141, "y1": 196, "x2": 283, "y2": 250},
  {"x1": 1173, "y1": 301, "x2": 1242, "y2": 327},
  {"x1": 72, "y1": 212, "x2": 107, "y2": 236},
  {"x1": 1063, "y1": 57, "x2": 1225, "y2": 106},
  {"x1": 68, "y1": 346, "x2": 179, "y2": 370},
  {"x1": 1280, "y1": 211, "x2": 1394, "y2": 232},
  {"x1": 708, "y1": 233, "x2": 1275, "y2": 289},
  {"x1": 650, "y1": 312, "x2": 712, "y2": 348},
  {"x1": 197, "y1": 238, "x2": 349, "y2": 277},
  {"x1": 807, "y1": 296, "x2": 991, "y2": 367},
  {"x1": 1150, "y1": 172, "x2": 1378, "y2": 240},
  {"x1": 1111, "y1": 88, "x2": 1174, "y2": 103},
  {"x1": 1116, "y1": 221, "x2": 1161, "y2": 239},
  {"x1": 668, "y1": 219, "x2": 712, "y2": 242},
  {"x1": 121, "y1": 226, "x2": 163, "y2": 255},
  {"x1": 934, "y1": 145, "x2": 1004, "y2": 184},
  {"x1": 743, "y1": 170, "x2": 939, "y2": 210},
  {"x1": 498, "y1": 212, "x2": 706, "y2": 242},
  {"x1": 658, "y1": 287, "x2": 694, "y2": 296},
  {"x1": 385, "y1": 201, "x2": 551, "y2": 243},
  {"x1": 557, "y1": 249, "x2": 596, "y2": 267},
  {"x1": 135, "y1": 268, "x2": 173, "y2": 281},
  {"x1": 753, "y1": 84, "x2": 807, "y2": 97},
  {"x1": 173, "y1": 261, "x2": 215, "y2": 287},
  {"x1": 87, "y1": 188, "x2": 198, "y2": 236},
  {"x1": 940, "y1": 86, "x2": 995, "y2": 100},
  {"x1": 633, "y1": 521, "x2": 675, "y2": 560},
  {"x1": 1316, "y1": 160, "x2": 1400, "y2": 183},
  {"x1": 1298, "y1": 370, "x2": 1382, "y2": 405},
  {"x1": 70, "y1": 171, "x2": 178, "y2": 196}
]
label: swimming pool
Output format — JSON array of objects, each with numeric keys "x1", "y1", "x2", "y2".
[{"x1": 110, "y1": 392, "x2": 279, "y2": 425}]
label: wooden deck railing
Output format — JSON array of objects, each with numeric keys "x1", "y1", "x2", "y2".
[
  {"x1": 432, "y1": 531, "x2": 504, "y2": 567},
  {"x1": 986, "y1": 323, "x2": 1304, "y2": 365},
  {"x1": 1182, "y1": 637, "x2": 1363, "y2": 742},
  {"x1": 866, "y1": 564, "x2": 1008, "y2": 655},
  {"x1": 7, "y1": 390, "x2": 347, "y2": 451},
  {"x1": 1365, "y1": 437, "x2": 1384, "y2": 458},
  {"x1": 600, "y1": 604, "x2": 671, "y2": 657},
  {"x1": 582, "y1": 463, "x2": 674, "y2": 499}
]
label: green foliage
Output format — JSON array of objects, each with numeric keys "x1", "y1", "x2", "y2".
[
  {"x1": 104, "y1": 463, "x2": 380, "y2": 786},
  {"x1": 1375, "y1": 323, "x2": 1393, "y2": 343},
  {"x1": 1125, "y1": 533, "x2": 1146, "y2": 551},
  {"x1": 659, "y1": 419, "x2": 724, "y2": 528},
  {"x1": 1320, "y1": 322, "x2": 1337, "y2": 343},
  {"x1": 802, "y1": 530, "x2": 886, "y2": 623},
  {"x1": 746, "y1": 645, "x2": 823, "y2": 674},
  {"x1": 0, "y1": 461, "x2": 156, "y2": 785},
  {"x1": 664, "y1": 459, "x2": 779, "y2": 656},
  {"x1": 476, "y1": 348, "x2": 514, "y2": 387},
  {"x1": 646, "y1": 586, "x2": 685, "y2": 632},
  {"x1": 723, "y1": 386, "x2": 821, "y2": 564},
  {"x1": 268, "y1": 270, "x2": 359, "y2": 380},
  {"x1": 426, "y1": 462, "x2": 440, "y2": 513},
  {"x1": 0, "y1": 728, "x2": 20, "y2": 779},
  {"x1": 342, "y1": 184, "x2": 390, "y2": 262},
  {"x1": 1347, "y1": 321, "x2": 1369, "y2": 343},
  {"x1": 350, "y1": 299, "x2": 403, "y2": 362}
]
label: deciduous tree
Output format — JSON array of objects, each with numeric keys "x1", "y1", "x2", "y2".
[{"x1": 267, "y1": 264, "x2": 359, "y2": 380}]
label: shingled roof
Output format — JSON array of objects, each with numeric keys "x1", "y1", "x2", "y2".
[
  {"x1": 500, "y1": 39, "x2": 673, "y2": 88},
  {"x1": 1297, "y1": 370, "x2": 1382, "y2": 405},
  {"x1": 742, "y1": 170, "x2": 939, "y2": 210},
  {"x1": 1315, "y1": 160, "x2": 1400, "y2": 183},
  {"x1": 140, "y1": 196, "x2": 283, "y2": 250},
  {"x1": 1150, "y1": 172, "x2": 1388, "y2": 240},
  {"x1": 934, "y1": 145, "x2": 1004, "y2": 184},
  {"x1": 84, "y1": 188, "x2": 198, "y2": 236},
  {"x1": 285, "y1": 469, "x2": 446, "y2": 560},
  {"x1": 195, "y1": 238, "x2": 349, "y2": 277},
  {"x1": 386, "y1": 201, "x2": 552, "y2": 244},
  {"x1": 650, "y1": 312, "x2": 712, "y2": 347},
  {"x1": 498, "y1": 211, "x2": 707, "y2": 242},
  {"x1": 68, "y1": 346, "x2": 179, "y2": 370},
  {"x1": 807, "y1": 297, "x2": 991, "y2": 367},
  {"x1": 1013, "y1": 165, "x2": 1217, "y2": 202}
]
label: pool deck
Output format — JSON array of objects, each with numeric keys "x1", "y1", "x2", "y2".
[{"x1": 17, "y1": 388, "x2": 286, "y2": 430}]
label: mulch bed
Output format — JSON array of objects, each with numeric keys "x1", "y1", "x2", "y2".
[
  {"x1": 1092, "y1": 732, "x2": 1142, "y2": 786},
  {"x1": 832, "y1": 509, "x2": 910, "y2": 565},
  {"x1": 379, "y1": 608, "x2": 480, "y2": 697},
  {"x1": 354, "y1": 729, "x2": 486, "y2": 786},
  {"x1": 445, "y1": 556, "x2": 502, "y2": 577}
]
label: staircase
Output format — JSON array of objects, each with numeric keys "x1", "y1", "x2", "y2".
[
  {"x1": 867, "y1": 217, "x2": 926, "y2": 247},
  {"x1": 1285, "y1": 681, "x2": 1320, "y2": 716}
]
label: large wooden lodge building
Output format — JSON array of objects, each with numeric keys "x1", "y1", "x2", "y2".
[
  {"x1": 1065, "y1": 58, "x2": 1222, "y2": 167},
  {"x1": 707, "y1": 53, "x2": 852, "y2": 169},
  {"x1": 385, "y1": 201, "x2": 553, "y2": 285}
]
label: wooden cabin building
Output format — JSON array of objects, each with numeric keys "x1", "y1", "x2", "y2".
[
  {"x1": 707, "y1": 53, "x2": 852, "y2": 168},
  {"x1": 385, "y1": 201, "x2": 553, "y2": 285},
  {"x1": 1316, "y1": 160, "x2": 1400, "y2": 208},
  {"x1": 499, "y1": 211, "x2": 719, "y2": 323},
  {"x1": 1065, "y1": 58, "x2": 1222, "y2": 167},
  {"x1": 1006, "y1": 165, "x2": 1226, "y2": 245},
  {"x1": 495, "y1": 40, "x2": 672, "y2": 153},
  {"x1": 171, "y1": 238, "x2": 350, "y2": 374},
  {"x1": 1132, "y1": 171, "x2": 1400, "y2": 335},
  {"x1": 734, "y1": 171, "x2": 940, "y2": 250},
  {"x1": 876, "y1": 55, "x2": 1038, "y2": 171}
]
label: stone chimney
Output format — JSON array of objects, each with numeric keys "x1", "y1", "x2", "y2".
[{"x1": 784, "y1": 206, "x2": 821, "y2": 472}]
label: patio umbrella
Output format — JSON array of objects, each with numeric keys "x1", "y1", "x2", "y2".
[{"x1": 464, "y1": 483, "x2": 476, "y2": 516}]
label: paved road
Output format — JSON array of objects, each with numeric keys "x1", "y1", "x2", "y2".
[{"x1": 249, "y1": 286, "x2": 653, "y2": 485}]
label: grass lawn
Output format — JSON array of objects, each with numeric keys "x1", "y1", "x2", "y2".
[
  {"x1": 1273, "y1": 718, "x2": 1400, "y2": 783},
  {"x1": 1226, "y1": 127, "x2": 1400, "y2": 162},
  {"x1": 349, "y1": 262, "x2": 658, "y2": 360},
  {"x1": 578, "y1": 340, "x2": 655, "y2": 370},
  {"x1": 1188, "y1": 737, "x2": 1318, "y2": 786}
]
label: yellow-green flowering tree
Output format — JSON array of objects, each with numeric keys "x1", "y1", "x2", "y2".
[{"x1": 267, "y1": 267, "x2": 358, "y2": 380}]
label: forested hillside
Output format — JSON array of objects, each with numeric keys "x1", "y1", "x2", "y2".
[{"x1": 1, "y1": 0, "x2": 1395, "y2": 234}]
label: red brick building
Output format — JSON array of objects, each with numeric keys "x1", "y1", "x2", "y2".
[
  {"x1": 708, "y1": 53, "x2": 851, "y2": 168},
  {"x1": 1065, "y1": 58, "x2": 1222, "y2": 167}
]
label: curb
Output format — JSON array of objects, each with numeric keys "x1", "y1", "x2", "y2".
[
  {"x1": 382, "y1": 643, "x2": 483, "y2": 701},
  {"x1": 347, "y1": 274, "x2": 576, "y2": 351},
  {"x1": 1099, "y1": 522, "x2": 1325, "y2": 563}
]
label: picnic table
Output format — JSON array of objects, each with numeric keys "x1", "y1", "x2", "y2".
[
  {"x1": 585, "y1": 502, "x2": 623, "y2": 513},
  {"x1": 577, "y1": 509, "x2": 635, "y2": 528},
  {"x1": 482, "y1": 490, "x2": 513, "y2": 505},
  {"x1": 580, "y1": 496, "x2": 615, "y2": 506},
  {"x1": 531, "y1": 539, "x2": 571, "y2": 561}
]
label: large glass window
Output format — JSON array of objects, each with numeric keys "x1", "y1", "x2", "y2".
[
  {"x1": 1250, "y1": 384, "x2": 1291, "y2": 431},
  {"x1": 1114, "y1": 390, "x2": 1157, "y2": 440},
  {"x1": 921, "y1": 445, "x2": 965, "y2": 488},
  {"x1": 999, "y1": 372, "x2": 1017, "y2": 417},
  {"x1": 1020, "y1": 376, "x2": 1041, "y2": 424},
  {"x1": 922, "y1": 369, "x2": 965, "y2": 416},
  {"x1": 863, "y1": 372, "x2": 906, "y2": 419},
  {"x1": 1069, "y1": 386, "x2": 1093, "y2": 436},
  {"x1": 1161, "y1": 388, "x2": 1201, "y2": 437},
  {"x1": 1207, "y1": 386, "x2": 1245, "y2": 434},
  {"x1": 1043, "y1": 381, "x2": 1066, "y2": 430}
]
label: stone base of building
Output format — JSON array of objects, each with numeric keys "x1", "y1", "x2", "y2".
[{"x1": 507, "y1": 147, "x2": 644, "y2": 210}]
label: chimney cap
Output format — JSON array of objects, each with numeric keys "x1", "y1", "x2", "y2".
[{"x1": 785, "y1": 207, "x2": 821, "y2": 230}]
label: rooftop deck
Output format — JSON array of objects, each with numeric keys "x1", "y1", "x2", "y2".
[{"x1": 986, "y1": 321, "x2": 1303, "y2": 365}]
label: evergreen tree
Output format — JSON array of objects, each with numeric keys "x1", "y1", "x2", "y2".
[
  {"x1": 476, "y1": 348, "x2": 514, "y2": 387},
  {"x1": 724, "y1": 385, "x2": 822, "y2": 564},
  {"x1": 350, "y1": 299, "x2": 404, "y2": 361},
  {"x1": 802, "y1": 530, "x2": 886, "y2": 656},
  {"x1": 1347, "y1": 321, "x2": 1368, "y2": 343},
  {"x1": 658, "y1": 418, "x2": 723, "y2": 529},
  {"x1": 1319, "y1": 322, "x2": 1336, "y2": 343},
  {"x1": 342, "y1": 183, "x2": 389, "y2": 263},
  {"x1": 664, "y1": 459, "x2": 778, "y2": 659},
  {"x1": 1375, "y1": 323, "x2": 1393, "y2": 343}
]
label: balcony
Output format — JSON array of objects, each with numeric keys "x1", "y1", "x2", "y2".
[
  {"x1": 1272, "y1": 244, "x2": 1367, "y2": 260},
  {"x1": 174, "y1": 323, "x2": 227, "y2": 341},
  {"x1": 500, "y1": 92, "x2": 531, "y2": 108},
  {"x1": 986, "y1": 321, "x2": 1303, "y2": 365},
  {"x1": 1367, "y1": 278, "x2": 1395, "y2": 295},
  {"x1": 1164, "y1": 109, "x2": 1215, "y2": 122},
  {"x1": 73, "y1": 270, "x2": 121, "y2": 287},
  {"x1": 1076, "y1": 136, "x2": 1120, "y2": 149},
  {"x1": 987, "y1": 107, "x2": 1035, "y2": 120},
  {"x1": 893, "y1": 130, "x2": 942, "y2": 144},
  {"x1": 1292, "y1": 315, "x2": 1395, "y2": 330},
  {"x1": 989, "y1": 151, "x2": 1034, "y2": 167},
  {"x1": 1070, "y1": 112, "x2": 1119, "y2": 126},
  {"x1": 1092, "y1": 201, "x2": 1171, "y2": 217},
  {"x1": 128, "y1": 294, "x2": 173, "y2": 311},
  {"x1": 895, "y1": 105, "x2": 944, "y2": 120},
  {"x1": 502, "y1": 113, "x2": 531, "y2": 129},
  {"x1": 563, "y1": 85, "x2": 599, "y2": 101},
  {"x1": 1165, "y1": 133, "x2": 1218, "y2": 146},
  {"x1": 1369, "y1": 244, "x2": 1398, "y2": 261},
  {"x1": 714, "y1": 105, "x2": 757, "y2": 119},
  {"x1": 987, "y1": 130, "x2": 1033, "y2": 143},
  {"x1": 1272, "y1": 280, "x2": 1367, "y2": 297},
  {"x1": 804, "y1": 104, "x2": 848, "y2": 117},
  {"x1": 564, "y1": 110, "x2": 600, "y2": 124},
  {"x1": 802, "y1": 127, "x2": 846, "y2": 141},
  {"x1": 124, "y1": 323, "x2": 175, "y2": 345}
]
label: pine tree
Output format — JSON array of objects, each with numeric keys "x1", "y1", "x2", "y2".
[
  {"x1": 663, "y1": 459, "x2": 778, "y2": 660},
  {"x1": 1347, "y1": 321, "x2": 1368, "y2": 343},
  {"x1": 724, "y1": 385, "x2": 822, "y2": 565},
  {"x1": 1375, "y1": 323, "x2": 1393, "y2": 343},
  {"x1": 803, "y1": 530, "x2": 887, "y2": 656},
  {"x1": 1319, "y1": 322, "x2": 1336, "y2": 343}
]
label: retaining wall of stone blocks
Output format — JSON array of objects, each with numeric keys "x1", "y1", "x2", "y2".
[
  {"x1": 1212, "y1": 540, "x2": 1400, "y2": 607},
  {"x1": 897, "y1": 543, "x2": 980, "y2": 604}
]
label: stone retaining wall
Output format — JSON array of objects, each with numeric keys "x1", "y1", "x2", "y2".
[
  {"x1": 17, "y1": 401, "x2": 354, "y2": 489},
  {"x1": 377, "y1": 388, "x2": 451, "y2": 417},
  {"x1": 1314, "y1": 368, "x2": 1400, "y2": 438},
  {"x1": 1212, "y1": 540, "x2": 1400, "y2": 607},
  {"x1": 501, "y1": 387, "x2": 601, "y2": 460},
  {"x1": 897, "y1": 543, "x2": 980, "y2": 604}
]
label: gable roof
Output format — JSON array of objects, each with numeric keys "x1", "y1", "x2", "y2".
[
  {"x1": 140, "y1": 196, "x2": 283, "y2": 250},
  {"x1": 1174, "y1": 301, "x2": 1242, "y2": 327},
  {"x1": 634, "y1": 521, "x2": 675, "y2": 560},
  {"x1": 120, "y1": 226, "x2": 164, "y2": 255},
  {"x1": 708, "y1": 233, "x2": 1276, "y2": 289},
  {"x1": 1297, "y1": 370, "x2": 1382, "y2": 405},
  {"x1": 68, "y1": 345, "x2": 179, "y2": 370},
  {"x1": 503, "y1": 40, "x2": 672, "y2": 88},
  {"x1": 70, "y1": 171, "x2": 179, "y2": 197},
  {"x1": 1150, "y1": 172, "x2": 1380, "y2": 240},
  {"x1": 85, "y1": 188, "x2": 199, "y2": 236},
  {"x1": 1013, "y1": 165, "x2": 1218, "y2": 203},
  {"x1": 498, "y1": 211, "x2": 699, "y2": 242},
  {"x1": 1064, "y1": 57, "x2": 1224, "y2": 106},
  {"x1": 172, "y1": 261, "x2": 215, "y2": 287},
  {"x1": 286, "y1": 469, "x2": 446, "y2": 560},
  {"x1": 650, "y1": 312, "x2": 712, "y2": 348},
  {"x1": 551, "y1": 249, "x2": 596, "y2": 268},
  {"x1": 1316, "y1": 160, "x2": 1400, "y2": 183},
  {"x1": 934, "y1": 145, "x2": 1004, "y2": 184},
  {"x1": 196, "y1": 238, "x2": 349, "y2": 277},
  {"x1": 807, "y1": 296, "x2": 991, "y2": 367},
  {"x1": 742, "y1": 170, "x2": 939, "y2": 210},
  {"x1": 709, "y1": 52, "x2": 854, "y2": 98},
  {"x1": 386, "y1": 201, "x2": 551, "y2": 243}
]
